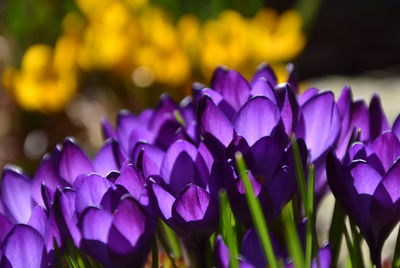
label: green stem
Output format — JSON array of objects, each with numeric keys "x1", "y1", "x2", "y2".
[{"x1": 235, "y1": 152, "x2": 279, "y2": 268}]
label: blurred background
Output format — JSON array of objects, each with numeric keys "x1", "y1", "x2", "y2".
[{"x1": 0, "y1": 0, "x2": 400, "y2": 173}]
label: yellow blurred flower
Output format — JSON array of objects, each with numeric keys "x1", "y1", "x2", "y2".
[
  {"x1": 6, "y1": 43, "x2": 78, "y2": 113},
  {"x1": 78, "y1": 1, "x2": 137, "y2": 71},
  {"x1": 250, "y1": 9, "x2": 306, "y2": 63},
  {"x1": 200, "y1": 10, "x2": 249, "y2": 78},
  {"x1": 3, "y1": 0, "x2": 307, "y2": 113}
]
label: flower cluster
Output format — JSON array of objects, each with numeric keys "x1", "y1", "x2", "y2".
[
  {"x1": 1, "y1": 63, "x2": 398, "y2": 267},
  {"x1": 3, "y1": 0, "x2": 305, "y2": 112}
]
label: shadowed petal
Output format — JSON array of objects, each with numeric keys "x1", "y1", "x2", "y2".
[
  {"x1": 249, "y1": 136, "x2": 286, "y2": 181},
  {"x1": 0, "y1": 213, "x2": 12, "y2": 243}
]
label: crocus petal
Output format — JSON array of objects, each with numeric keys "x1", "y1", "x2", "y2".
[
  {"x1": 28, "y1": 205, "x2": 47, "y2": 238},
  {"x1": 297, "y1": 92, "x2": 341, "y2": 161},
  {"x1": 240, "y1": 228, "x2": 267, "y2": 268},
  {"x1": 93, "y1": 139, "x2": 123, "y2": 177},
  {"x1": 336, "y1": 87, "x2": 370, "y2": 159},
  {"x1": 251, "y1": 63, "x2": 277, "y2": 86},
  {"x1": 286, "y1": 63, "x2": 299, "y2": 92},
  {"x1": 108, "y1": 197, "x2": 147, "y2": 254},
  {"x1": 326, "y1": 151, "x2": 356, "y2": 216},
  {"x1": 297, "y1": 88, "x2": 319, "y2": 106},
  {"x1": 82, "y1": 207, "x2": 112, "y2": 244},
  {"x1": 249, "y1": 136, "x2": 286, "y2": 182},
  {"x1": 31, "y1": 154, "x2": 60, "y2": 207},
  {"x1": 371, "y1": 132, "x2": 400, "y2": 172},
  {"x1": 380, "y1": 158, "x2": 400, "y2": 203},
  {"x1": 1, "y1": 166, "x2": 32, "y2": 223},
  {"x1": 161, "y1": 140, "x2": 208, "y2": 194},
  {"x1": 2, "y1": 224, "x2": 45, "y2": 268},
  {"x1": 311, "y1": 244, "x2": 332, "y2": 268},
  {"x1": 250, "y1": 78, "x2": 277, "y2": 104},
  {"x1": 210, "y1": 67, "x2": 250, "y2": 111},
  {"x1": 115, "y1": 111, "x2": 142, "y2": 152},
  {"x1": 149, "y1": 94, "x2": 179, "y2": 131},
  {"x1": 0, "y1": 213, "x2": 12, "y2": 243},
  {"x1": 81, "y1": 207, "x2": 113, "y2": 268},
  {"x1": 172, "y1": 184, "x2": 218, "y2": 234},
  {"x1": 214, "y1": 235, "x2": 229, "y2": 268},
  {"x1": 152, "y1": 120, "x2": 181, "y2": 151},
  {"x1": 44, "y1": 210, "x2": 61, "y2": 255},
  {"x1": 393, "y1": 114, "x2": 400, "y2": 141},
  {"x1": 369, "y1": 94, "x2": 390, "y2": 141},
  {"x1": 350, "y1": 161, "x2": 382, "y2": 195},
  {"x1": 201, "y1": 88, "x2": 236, "y2": 120},
  {"x1": 74, "y1": 174, "x2": 113, "y2": 215},
  {"x1": 101, "y1": 118, "x2": 116, "y2": 140},
  {"x1": 337, "y1": 85, "x2": 352, "y2": 117},
  {"x1": 198, "y1": 95, "x2": 234, "y2": 149},
  {"x1": 149, "y1": 179, "x2": 175, "y2": 221},
  {"x1": 240, "y1": 228, "x2": 283, "y2": 268},
  {"x1": 133, "y1": 143, "x2": 165, "y2": 177},
  {"x1": 115, "y1": 165, "x2": 145, "y2": 202},
  {"x1": 233, "y1": 96, "x2": 280, "y2": 146},
  {"x1": 275, "y1": 83, "x2": 299, "y2": 135},
  {"x1": 59, "y1": 138, "x2": 94, "y2": 185},
  {"x1": 53, "y1": 188, "x2": 81, "y2": 246}
]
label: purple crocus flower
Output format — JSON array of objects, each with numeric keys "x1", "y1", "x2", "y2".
[
  {"x1": 146, "y1": 140, "x2": 219, "y2": 237},
  {"x1": 0, "y1": 166, "x2": 62, "y2": 267},
  {"x1": 214, "y1": 229, "x2": 331, "y2": 268},
  {"x1": 335, "y1": 86, "x2": 390, "y2": 159},
  {"x1": 55, "y1": 166, "x2": 154, "y2": 268},
  {"x1": 327, "y1": 131, "x2": 400, "y2": 267},
  {"x1": 197, "y1": 65, "x2": 300, "y2": 159},
  {"x1": 222, "y1": 136, "x2": 300, "y2": 227},
  {"x1": 102, "y1": 94, "x2": 199, "y2": 160}
]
